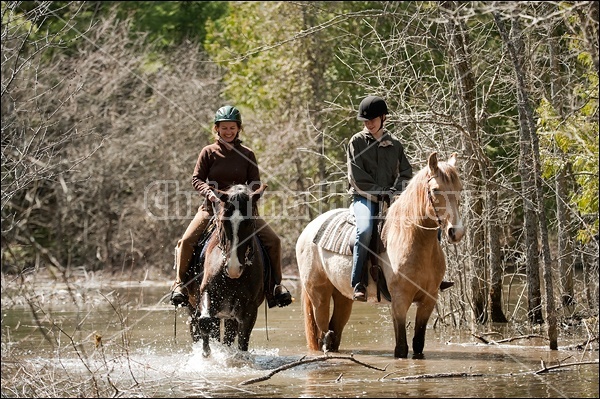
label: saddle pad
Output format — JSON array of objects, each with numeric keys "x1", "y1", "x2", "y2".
[{"x1": 313, "y1": 209, "x2": 355, "y2": 256}]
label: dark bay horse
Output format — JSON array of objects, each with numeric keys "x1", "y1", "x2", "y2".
[
  {"x1": 185, "y1": 184, "x2": 267, "y2": 357},
  {"x1": 296, "y1": 152, "x2": 465, "y2": 358}
]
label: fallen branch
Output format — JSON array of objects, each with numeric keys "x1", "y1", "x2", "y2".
[
  {"x1": 534, "y1": 359, "x2": 599, "y2": 374},
  {"x1": 560, "y1": 336, "x2": 598, "y2": 351},
  {"x1": 382, "y1": 359, "x2": 599, "y2": 381},
  {"x1": 239, "y1": 354, "x2": 387, "y2": 385},
  {"x1": 471, "y1": 333, "x2": 548, "y2": 344},
  {"x1": 383, "y1": 371, "x2": 484, "y2": 380}
]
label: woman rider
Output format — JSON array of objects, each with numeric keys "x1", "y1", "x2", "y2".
[
  {"x1": 170, "y1": 105, "x2": 292, "y2": 308},
  {"x1": 348, "y1": 96, "x2": 454, "y2": 301}
]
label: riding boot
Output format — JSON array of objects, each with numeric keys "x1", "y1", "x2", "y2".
[
  {"x1": 170, "y1": 205, "x2": 212, "y2": 307},
  {"x1": 256, "y1": 218, "x2": 293, "y2": 308},
  {"x1": 353, "y1": 283, "x2": 367, "y2": 302},
  {"x1": 265, "y1": 258, "x2": 292, "y2": 308},
  {"x1": 171, "y1": 242, "x2": 191, "y2": 306},
  {"x1": 269, "y1": 283, "x2": 293, "y2": 308}
]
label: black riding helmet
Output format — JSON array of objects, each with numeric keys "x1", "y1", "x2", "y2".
[
  {"x1": 214, "y1": 105, "x2": 242, "y2": 124},
  {"x1": 356, "y1": 96, "x2": 389, "y2": 121}
]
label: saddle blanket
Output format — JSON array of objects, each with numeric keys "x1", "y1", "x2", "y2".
[{"x1": 313, "y1": 209, "x2": 355, "y2": 256}]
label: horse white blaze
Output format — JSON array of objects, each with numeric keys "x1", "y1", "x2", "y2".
[
  {"x1": 226, "y1": 209, "x2": 244, "y2": 278},
  {"x1": 444, "y1": 190, "x2": 465, "y2": 243},
  {"x1": 447, "y1": 216, "x2": 465, "y2": 243}
]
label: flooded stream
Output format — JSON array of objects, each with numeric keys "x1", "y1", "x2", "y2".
[{"x1": 1, "y1": 275, "x2": 598, "y2": 398}]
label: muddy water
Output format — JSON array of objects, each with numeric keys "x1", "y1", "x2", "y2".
[{"x1": 1, "y1": 277, "x2": 598, "y2": 398}]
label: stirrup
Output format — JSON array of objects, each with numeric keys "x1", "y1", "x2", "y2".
[
  {"x1": 170, "y1": 284, "x2": 188, "y2": 307},
  {"x1": 268, "y1": 284, "x2": 292, "y2": 308}
]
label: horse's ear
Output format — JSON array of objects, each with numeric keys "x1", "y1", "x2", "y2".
[
  {"x1": 251, "y1": 183, "x2": 268, "y2": 202},
  {"x1": 427, "y1": 152, "x2": 439, "y2": 175},
  {"x1": 448, "y1": 152, "x2": 458, "y2": 167}
]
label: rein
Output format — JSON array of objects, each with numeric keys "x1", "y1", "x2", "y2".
[
  {"x1": 406, "y1": 173, "x2": 444, "y2": 233},
  {"x1": 426, "y1": 174, "x2": 444, "y2": 229}
]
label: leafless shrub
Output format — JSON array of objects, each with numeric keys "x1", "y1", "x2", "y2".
[{"x1": 2, "y1": 3, "x2": 225, "y2": 276}]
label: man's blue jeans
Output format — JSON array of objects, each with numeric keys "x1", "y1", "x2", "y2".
[{"x1": 351, "y1": 195, "x2": 378, "y2": 288}]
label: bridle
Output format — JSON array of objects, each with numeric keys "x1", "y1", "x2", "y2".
[
  {"x1": 426, "y1": 174, "x2": 444, "y2": 232},
  {"x1": 217, "y1": 205, "x2": 257, "y2": 269}
]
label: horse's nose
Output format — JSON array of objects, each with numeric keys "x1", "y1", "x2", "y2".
[
  {"x1": 226, "y1": 257, "x2": 243, "y2": 279},
  {"x1": 447, "y1": 226, "x2": 465, "y2": 243}
]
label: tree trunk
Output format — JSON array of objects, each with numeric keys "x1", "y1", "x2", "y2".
[
  {"x1": 548, "y1": 27, "x2": 575, "y2": 309},
  {"x1": 530, "y1": 114, "x2": 559, "y2": 349},
  {"x1": 442, "y1": 1, "x2": 488, "y2": 324},
  {"x1": 494, "y1": 13, "x2": 544, "y2": 325},
  {"x1": 495, "y1": 13, "x2": 558, "y2": 348},
  {"x1": 581, "y1": 244, "x2": 599, "y2": 312},
  {"x1": 488, "y1": 185, "x2": 508, "y2": 322},
  {"x1": 556, "y1": 164, "x2": 575, "y2": 307},
  {"x1": 301, "y1": 4, "x2": 328, "y2": 212},
  {"x1": 511, "y1": 18, "x2": 559, "y2": 350}
]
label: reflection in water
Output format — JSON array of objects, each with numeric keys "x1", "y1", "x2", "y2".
[{"x1": 1, "y1": 280, "x2": 598, "y2": 398}]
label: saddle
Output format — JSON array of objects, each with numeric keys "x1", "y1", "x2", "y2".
[{"x1": 313, "y1": 203, "x2": 391, "y2": 302}]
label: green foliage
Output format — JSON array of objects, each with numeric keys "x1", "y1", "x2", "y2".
[
  {"x1": 535, "y1": 8, "x2": 599, "y2": 243},
  {"x1": 2, "y1": 2, "x2": 35, "y2": 33},
  {"x1": 5, "y1": 1, "x2": 99, "y2": 58},
  {"x1": 7, "y1": 1, "x2": 228, "y2": 55},
  {"x1": 204, "y1": 2, "x2": 307, "y2": 111},
  {"x1": 111, "y1": 1, "x2": 228, "y2": 49},
  {"x1": 202, "y1": 1, "x2": 407, "y2": 165},
  {"x1": 537, "y1": 84, "x2": 599, "y2": 242}
]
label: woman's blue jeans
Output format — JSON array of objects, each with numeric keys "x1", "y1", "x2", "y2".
[{"x1": 351, "y1": 195, "x2": 378, "y2": 288}]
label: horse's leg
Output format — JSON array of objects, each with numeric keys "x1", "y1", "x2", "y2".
[
  {"x1": 236, "y1": 310, "x2": 258, "y2": 352},
  {"x1": 302, "y1": 288, "x2": 321, "y2": 351},
  {"x1": 327, "y1": 289, "x2": 353, "y2": 352},
  {"x1": 310, "y1": 286, "x2": 335, "y2": 352},
  {"x1": 301, "y1": 279, "x2": 335, "y2": 352},
  {"x1": 391, "y1": 297, "x2": 411, "y2": 358},
  {"x1": 208, "y1": 317, "x2": 220, "y2": 341},
  {"x1": 198, "y1": 318, "x2": 215, "y2": 357},
  {"x1": 223, "y1": 319, "x2": 237, "y2": 347},
  {"x1": 412, "y1": 296, "x2": 437, "y2": 358},
  {"x1": 188, "y1": 308, "x2": 202, "y2": 343}
]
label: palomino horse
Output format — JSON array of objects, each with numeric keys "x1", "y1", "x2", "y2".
[
  {"x1": 185, "y1": 184, "x2": 267, "y2": 357},
  {"x1": 296, "y1": 152, "x2": 464, "y2": 358}
]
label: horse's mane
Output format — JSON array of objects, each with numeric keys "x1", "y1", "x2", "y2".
[{"x1": 382, "y1": 160, "x2": 460, "y2": 243}]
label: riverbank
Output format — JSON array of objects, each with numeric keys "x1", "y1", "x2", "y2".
[{"x1": 0, "y1": 265, "x2": 300, "y2": 309}]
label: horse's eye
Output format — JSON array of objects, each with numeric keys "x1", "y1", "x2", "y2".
[{"x1": 430, "y1": 188, "x2": 441, "y2": 203}]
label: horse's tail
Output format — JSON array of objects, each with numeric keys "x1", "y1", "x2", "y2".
[{"x1": 302, "y1": 286, "x2": 320, "y2": 351}]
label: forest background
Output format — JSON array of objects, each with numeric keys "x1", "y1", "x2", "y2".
[{"x1": 1, "y1": 1, "x2": 598, "y2": 338}]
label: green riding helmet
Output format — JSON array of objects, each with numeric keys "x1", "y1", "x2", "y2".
[
  {"x1": 357, "y1": 96, "x2": 388, "y2": 121},
  {"x1": 214, "y1": 105, "x2": 242, "y2": 124}
]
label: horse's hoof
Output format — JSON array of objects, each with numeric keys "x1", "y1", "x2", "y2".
[
  {"x1": 394, "y1": 348, "x2": 409, "y2": 358},
  {"x1": 412, "y1": 353, "x2": 425, "y2": 360},
  {"x1": 322, "y1": 330, "x2": 335, "y2": 352}
]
